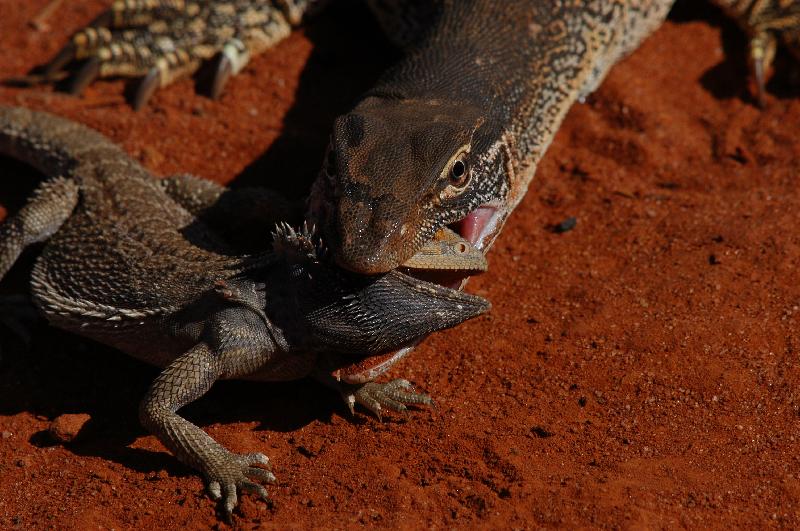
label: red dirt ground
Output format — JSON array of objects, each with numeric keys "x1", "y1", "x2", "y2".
[{"x1": 2, "y1": 1, "x2": 800, "y2": 529}]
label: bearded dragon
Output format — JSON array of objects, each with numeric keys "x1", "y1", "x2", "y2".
[{"x1": 0, "y1": 105, "x2": 489, "y2": 517}]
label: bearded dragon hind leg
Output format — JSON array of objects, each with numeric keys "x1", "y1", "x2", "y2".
[
  {"x1": 8, "y1": 0, "x2": 323, "y2": 108},
  {"x1": 716, "y1": 0, "x2": 800, "y2": 106}
]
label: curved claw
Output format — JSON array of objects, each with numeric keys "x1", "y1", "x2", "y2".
[
  {"x1": 210, "y1": 40, "x2": 250, "y2": 100},
  {"x1": 203, "y1": 450, "x2": 275, "y2": 517},
  {"x1": 68, "y1": 57, "x2": 100, "y2": 95},
  {"x1": 134, "y1": 67, "x2": 161, "y2": 110},
  {"x1": 348, "y1": 379, "x2": 434, "y2": 419},
  {"x1": 749, "y1": 31, "x2": 777, "y2": 108},
  {"x1": 42, "y1": 43, "x2": 77, "y2": 80},
  {"x1": 209, "y1": 53, "x2": 233, "y2": 101}
]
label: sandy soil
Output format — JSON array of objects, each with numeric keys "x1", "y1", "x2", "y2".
[{"x1": 1, "y1": 1, "x2": 800, "y2": 529}]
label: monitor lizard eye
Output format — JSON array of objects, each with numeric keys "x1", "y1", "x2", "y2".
[
  {"x1": 438, "y1": 149, "x2": 472, "y2": 201},
  {"x1": 448, "y1": 152, "x2": 470, "y2": 188}
]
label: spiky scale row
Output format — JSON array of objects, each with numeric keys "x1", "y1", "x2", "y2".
[{"x1": 270, "y1": 220, "x2": 325, "y2": 263}]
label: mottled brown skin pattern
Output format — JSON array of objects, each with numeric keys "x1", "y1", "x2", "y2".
[
  {"x1": 315, "y1": 0, "x2": 800, "y2": 273},
  {"x1": 16, "y1": 1, "x2": 800, "y2": 272},
  {"x1": 0, "y1": 106, "x2": 490, "y2": 518},
  {"x1": 17, "y1": 0, "x2": 800, "y2": 274}
]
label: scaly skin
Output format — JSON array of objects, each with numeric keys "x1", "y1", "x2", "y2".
[
  {"x1": 312, "y1": 0, "x2": 800, "y2": 273},
  {"x1": 11, "y1": 1, "x2": 800, "y2": 273},
  {"x1": 0, "y1": 106, "x2": 490, "y2": 518}
]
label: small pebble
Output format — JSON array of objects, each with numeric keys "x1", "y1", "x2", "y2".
[
  {"x1": 49, "y1": 413, "x2": 91, "y2": 443},
  {"x1": 530, "y1": 426, "x2": 554, "y2": 438},
  {"x1": 551, "y1": 216, "x2": 577, "y2": 234},
  {"x1": 1, "y1": 431, "x2": 12, "y2": 439}
]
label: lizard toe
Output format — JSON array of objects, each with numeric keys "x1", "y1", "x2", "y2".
[
  {"x1": 9, "y1": 0, "x2": 298, "y2": 106},
  {"x1": 351, "y1": 379, "x2": 433, "y2": 419},
  {"x1": 240, "y1": 480, "x2": 270, "y2": 501},
  {"x1": 203, "y1": 449, "x2": 276, "y2": 516},
  {"x1": 223, "y1": 485, "x2": 238, "y2": 518},
  {"x1": 243, "y1": 452, "x2": 270, "y2": 466},
  {"x1": 207, "y1": 480, "x2": 223, "y2": 501},
  {"x1": 722, "y1": 0, "x2": 800, "y2": 105}
]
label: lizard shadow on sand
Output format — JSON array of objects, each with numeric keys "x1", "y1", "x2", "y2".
[
  {"x1": 0, "y1": 250, "x2": 376, "y2": 477},
  {"x1": 0, "y1": 2, "x2": 400, "y2": 476},
  {"x1": 228, "y1": 0, "x2": 397, "y2": 197}
]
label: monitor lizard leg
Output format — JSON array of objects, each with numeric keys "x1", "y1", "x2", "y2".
[
  {"x1": 715, "y1": 0, "x2": 800, "y2": 106},
  {"x1": 9, "y1": 0, "x2": 326, "y2": 109}
]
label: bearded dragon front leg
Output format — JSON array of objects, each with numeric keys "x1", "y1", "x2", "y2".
[
  {"x1": 11, "y1": 0, "x2": 325, "y2": 109},
  {"x1": 0, "y1": 177, "x2": 78, "y2": 347},
  {"x1": 139, "y1": 315, "x2": 280, "y2": 519},
  {"x1": 0, "y1": 177, "x2": 78, "y2": 279}
]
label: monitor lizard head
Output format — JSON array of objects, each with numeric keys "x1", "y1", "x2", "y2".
[{"x1": 309, "y1": 95, "x2": 506, "y2": 275}]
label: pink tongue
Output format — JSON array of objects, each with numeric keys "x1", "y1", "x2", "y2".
[{"x1": 455, "y1": 206, "x2": 496, "y2": 245}]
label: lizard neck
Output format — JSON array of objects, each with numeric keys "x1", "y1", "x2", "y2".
[{"x1": 366, "y1": 1, "x2": 671, "y2": 246}]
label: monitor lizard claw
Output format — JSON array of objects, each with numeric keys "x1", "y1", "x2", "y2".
[{"x1": 5, "y1": 0, "x2": 325, "y2": 107}]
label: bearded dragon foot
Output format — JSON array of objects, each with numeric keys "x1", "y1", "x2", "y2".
[
  {"x1": 204, "y1": 450, "x2": 277, "y2": 519},
  {"x1": 722, "y1": 0, "x2": 800, "y2": 106},
  {"x1": 345, "y1": 379, "x2": 433, "y2": 420},
  {"x1": 9, "y1": 1, "x2": 324, "y2": 109}
]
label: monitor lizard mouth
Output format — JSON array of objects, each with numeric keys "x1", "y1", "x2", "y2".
[
  {"x1": 333, "y1": 205, "x2": 504, "y2": 385},
  {"x1": 451, "y1": 203, "x2": 505, "y2": 253}
]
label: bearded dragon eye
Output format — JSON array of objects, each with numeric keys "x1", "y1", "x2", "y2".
[{"x1": 449, "y1": 154, "x2": 470, "y2": 187}]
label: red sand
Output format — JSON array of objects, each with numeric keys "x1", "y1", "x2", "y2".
[{"x1": 1, "y1": 1, "x2": 800, "y2": 528}]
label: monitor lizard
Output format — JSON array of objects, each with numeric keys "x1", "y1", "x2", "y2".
[
  {"x1": 0, "y1": 105, "x2": 490, "y2": 517},
  {"x1": 11, "y1": 0, "x2": 800, "y2": 273}
]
